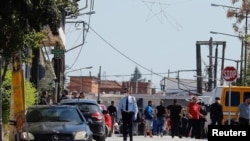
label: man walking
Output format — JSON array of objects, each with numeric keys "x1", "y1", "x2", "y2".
[
  {"x1": 108, "y1": 100, "x2": 117, "y2": 135},
  {"x1": 167, "y1": 99, "x2": 183, "y2": 138},
  {"x1": 117, "y1": 88, "x2": 138, "y2": 141},
  {"x1": 210, "y1": 97, "x2": 223, "y2": 125},
  {"x1": 155, "y1": 100, "x2": 167, "y2": 137},
  {"x1": 144, "y1": 100, "x2": 154, "y2": 138},
  {"x1": 235, "y1": 96, "x2": 250, "y2": 125},
  {"x1": 186, "y1": 96, "x2": 203, "y2": 139}
]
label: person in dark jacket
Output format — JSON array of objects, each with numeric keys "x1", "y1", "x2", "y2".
[
  {"x1": 38, "y1": 90, "x2": 48, "y2": 105},
  {"x1": 167, "y1": 99, "x2": 183, "y2": 138},
  {"x1": 210, "y1": 97, "x2": 223, "y2": 125},
  {"x1": 198, "y1": 102, "x2": 207, "y2": 139},
  {"x1": 108, "y1": 100, "x2": 117, "y2": 135},
  {"x1": 155, "y1": 100, "x2": 167, "y2": 137},
  {"x1": 59, "y1": 89, "x2": 69, "y2": 101}
]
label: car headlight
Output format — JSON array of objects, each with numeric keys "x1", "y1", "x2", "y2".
[
  {"x1": 74, "y1": 131, "x2": 89, "y2": 140},
  {"x1": 20, "y1": 132, "x2": 35, "y2": 140}
]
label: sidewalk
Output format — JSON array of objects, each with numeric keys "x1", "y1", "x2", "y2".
[{"x1": 106, "y1": 134, "x2": 207, "y2": 141}]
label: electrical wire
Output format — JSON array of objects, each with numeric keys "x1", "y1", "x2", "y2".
[{"x1": 88, "y1": 25, "x2": 199, "y2": 92}]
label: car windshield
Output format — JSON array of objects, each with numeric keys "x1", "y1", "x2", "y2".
[
  {"x1": 26, "y1": 107, "x2": 83, "y2": 123},
  {"x1": 62, "y1": 102, "x2": 100, "y2": 113}
]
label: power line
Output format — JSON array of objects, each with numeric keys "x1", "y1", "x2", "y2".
[
  {"x1": 88, "y1": 25, "x2": 198, "y2": 92},
  {"x1": 88, "y1": 25, "x2": 164, "y2": 78}
]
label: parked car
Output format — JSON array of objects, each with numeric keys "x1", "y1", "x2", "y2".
[
  {"x1": 17, "y1": 105, "x2": 93, "y2": 141},
  {"x1": 60, "y1": 99, "x2": 106, "y2": 141},
  {"x1": 98, "y1": 103, "x2": 112, "y2": 137}
]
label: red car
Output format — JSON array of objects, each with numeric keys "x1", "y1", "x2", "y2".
[{"x1": 99, "y1": 104, "x2": 112, "y2": 137}]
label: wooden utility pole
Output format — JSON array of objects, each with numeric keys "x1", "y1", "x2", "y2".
[
  {"x1": 196, "y1": 39, "x2": 226, "y2": 94},
  {"x1": 214, "y1": 45, "x2": 218, "y2": 88},
  {"x1": 97, "y1": 66, "x2": 101, "y2": 101},
  {"x1": 208, "y1": 37, "x2": 213, "y2": 92}
]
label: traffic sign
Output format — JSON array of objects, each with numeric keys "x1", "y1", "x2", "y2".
[{"x1": 222, "y1": 66, "x2": 238, "y2": 82}]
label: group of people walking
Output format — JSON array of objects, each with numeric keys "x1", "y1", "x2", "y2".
[
  {"x1": 53, "y1": 86, "x2": 249, "y2": 141},
  {"x1": 142, "y1": 95, "x2": 212, "y2": 139},
  {"x1": 39, "y1": 85, "x2": 250, "y2": 141},
  {"x1": 114, "y1": 90, "x2": 209, "y2": 141}
]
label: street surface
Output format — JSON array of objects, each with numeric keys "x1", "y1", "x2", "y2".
[{"x1": 106, "y1": 134, "x2": 207, "y2": 141}]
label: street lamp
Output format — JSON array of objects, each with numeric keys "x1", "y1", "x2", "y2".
[
  {"x1": 210, "y1": 31, "x2": 244, "y2": 85},
  {"x1": 79, "y1": 11, "x2": 96, "y2": 16},
  {"x1": 211, "y1": 3, "x2": 241, "y2": 9},
  {"x1": 208, "y1": 56, "x2": 241, "y2": 70},
  {"x1": 65, "y1": 66, "x2": 93, "y2": 75}
]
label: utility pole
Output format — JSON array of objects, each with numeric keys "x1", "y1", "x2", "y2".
[
  {"x1": 97, "y1": 66, "x2": 101, "y2": 101},
  {"x1": 196, "y1": 40, "x2": 226, "y2": 94},
  {"x1": 214, "y1": 45, "x2": 218, "y2": 88},
  {"x1": 208, "y1": 37, "x2": 213, "y2": 91},
  {"x1": 210, "y1": 31, "x2": 244, "y2": 85},
  {"x1": 244, "y1": 12, "x2": 248, "y2": 86}
]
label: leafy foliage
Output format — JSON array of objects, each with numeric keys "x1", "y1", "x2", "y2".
[
  {"x1": 2, "y1": 71, "x2": 11, "y2": 124},
  {"x1": 25, "y1": 79, "x2": 37, "y2": 107},
  {"x1": 130, "y1": 66, "x2": 142, "y2": 82},
  {"x1": 0, "y1": 0, "x2": 79, "y2": 81},
  {"x1": 227, "y1": 0, "x2": 250, "y2": 33},
  {"x1": 2, "y1": 70, "x2": 37, "y2": 124}
]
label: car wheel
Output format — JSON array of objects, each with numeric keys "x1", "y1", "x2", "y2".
[{"x1": 97, "y1": 136, "x2": 106, "y2": 141}]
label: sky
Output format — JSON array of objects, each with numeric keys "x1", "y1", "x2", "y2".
[{"x1": 64, "y1": 0, "x2": 244, "y2": 91}]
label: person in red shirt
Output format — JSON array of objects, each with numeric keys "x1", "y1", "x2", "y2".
[
  {"x1": 186, "y1": 96, "x2": 204, "y2": 139},
  {"x1": 104, "y1": 112, "x2": 112, "y2": 129}
]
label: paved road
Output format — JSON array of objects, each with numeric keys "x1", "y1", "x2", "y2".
[{"x1": 105, "y1": 134, "x2": 207, "y2": 141}]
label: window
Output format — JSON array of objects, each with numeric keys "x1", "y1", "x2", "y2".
[
  {"x1": 225, "y1": 91, "x2": 240, "y2": 106},
  {"x1": 243, "y1": 92, "x2": 250, "y2": 101},
  {"x1": 65, "y1": 103, "x2": 100, "y2": 113}
]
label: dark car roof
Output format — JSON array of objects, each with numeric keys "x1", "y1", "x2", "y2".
[
  {"x1": 27, "y1": 104, "x2": 78, "y2": 110},
  {"x1": 60, "y1": 98, "x2": 98, "y2": 104}
]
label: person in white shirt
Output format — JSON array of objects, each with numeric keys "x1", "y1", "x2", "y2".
[{"x1": 117, "y1": 88, "x2": 138, "y2": 141}]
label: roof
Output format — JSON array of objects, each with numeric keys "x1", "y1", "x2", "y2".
[
  {"x1": 165, "y1": 77, "x2": 198, "y2": 94},
  {"x1": 100, "y1": 80, "x2": 122, "y2": 89}
]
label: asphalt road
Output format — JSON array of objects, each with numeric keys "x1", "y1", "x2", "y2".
[{"x1": 105, "y1": 134, "x2": 207, "y2": 141}]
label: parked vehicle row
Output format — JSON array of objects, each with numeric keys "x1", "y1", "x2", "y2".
[
  {"x1": 60, "y1": 99, "x2": 112, "y2": 141},
  {"x1": 17, "y1": 105, "x2": 93, "y2": 141},
  {"x1": 15, "y1": 98, "x2": 113, "y2": 141}
]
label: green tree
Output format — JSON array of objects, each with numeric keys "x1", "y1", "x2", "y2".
[
  {"x1": 227, "y1": 1, "x2": 250, "y2": 85},
  {"x1": 130, "y1": 66, "x2": 142, "y2": 82},
  {"x1": 2, "y1": 70, "x2": 37, "y2": 124},
  {"x1": 2, "y1": 71, "x2": 11, "y2": 124},
  {"x1": 25, "y1": 79, "x2": 37, "y2": 107},
  {"x1": 0, "y1": 0, "x2": 80, "y2": 81}
]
